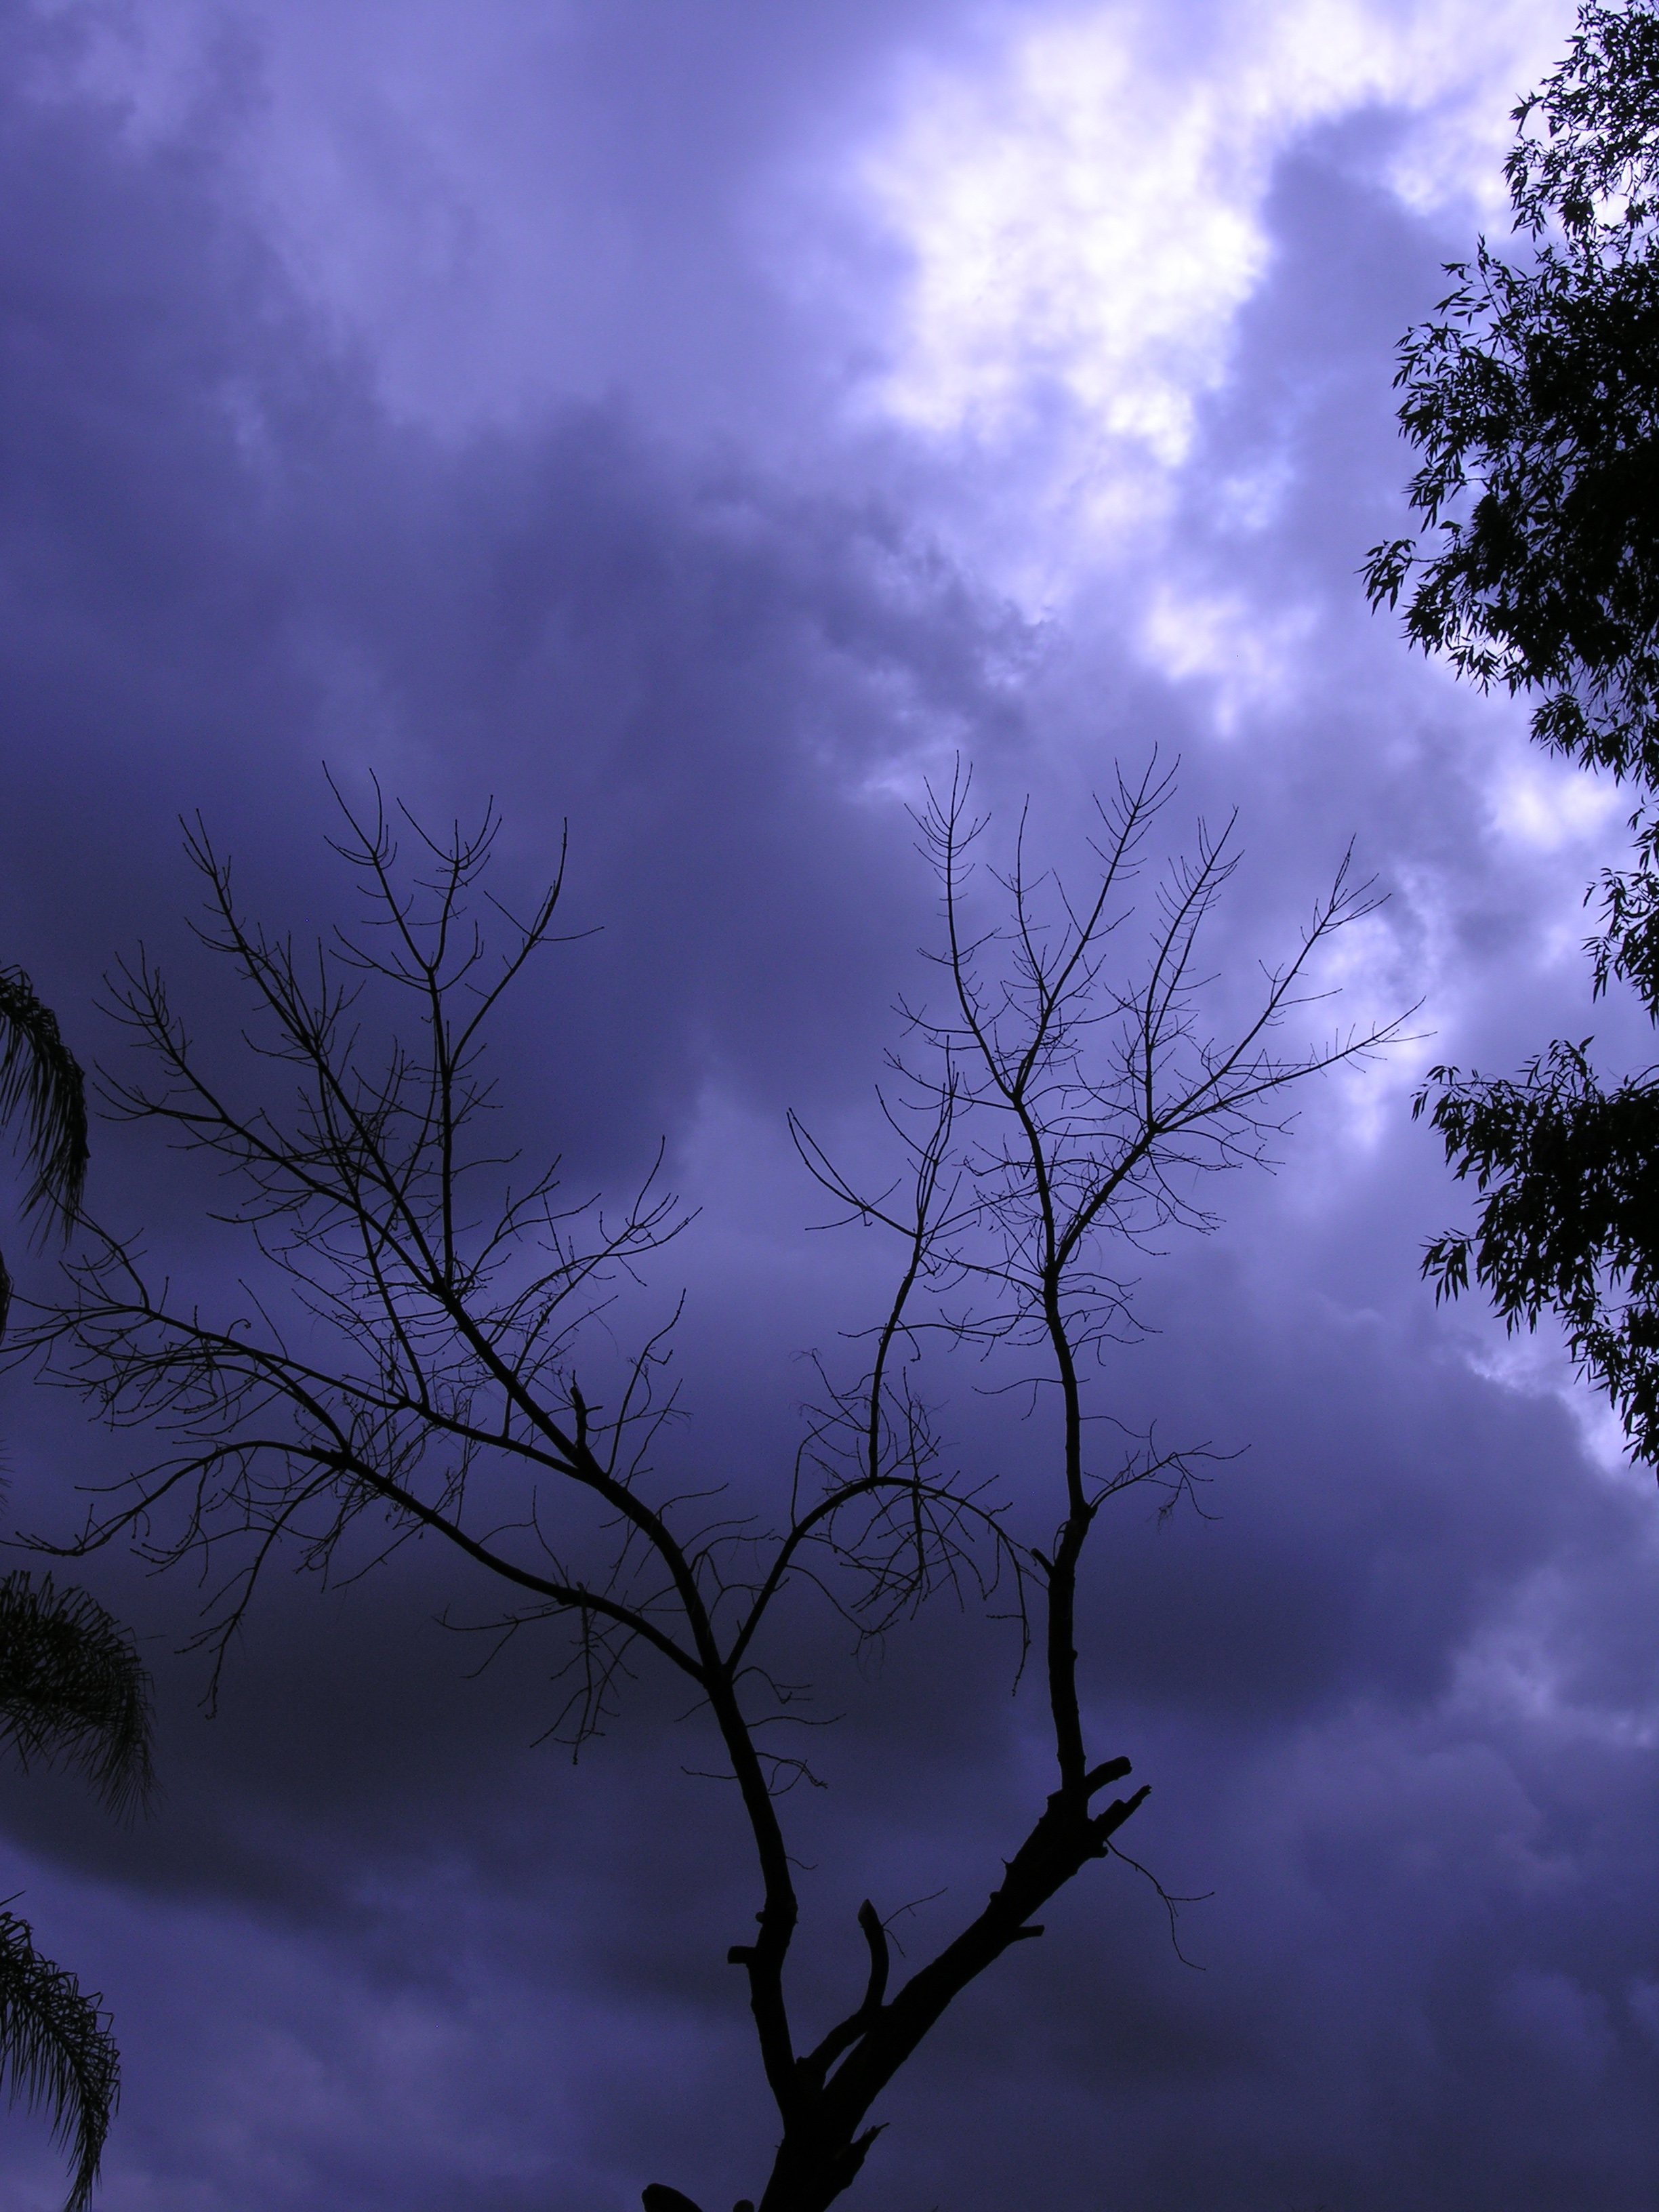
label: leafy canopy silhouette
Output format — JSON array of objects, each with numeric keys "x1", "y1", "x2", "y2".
[{"x1": 1368, "y1": 1, "x2": 1659, "y2": 1465}]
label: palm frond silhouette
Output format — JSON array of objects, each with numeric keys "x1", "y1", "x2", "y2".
[
  {"x1": 0, "y1": 1574, "x2": 155, "y2": 1820},
  {"x1": 0, "y1": 966, "x2": 88, "y2": 1227},
  {"x1": 0, "y1": 965, "x2": 146, "y2": 2210},
  {"x1": 0, "y1": 1910, "x2": 119, "y2": 2212}
]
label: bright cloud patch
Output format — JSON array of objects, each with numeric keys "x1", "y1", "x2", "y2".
[
  {"x1": 1488, "y1": 754, "x2": 1626, "y2": 857},
  {"x1": 855, "y1": 0, "x2": 1573, "y2": 466}
]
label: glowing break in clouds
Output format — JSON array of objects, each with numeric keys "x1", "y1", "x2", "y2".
[{"x1": 855, "y1": 0, "x2": 1574, "y2": 466}]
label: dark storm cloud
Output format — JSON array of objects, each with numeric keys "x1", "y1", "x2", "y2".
[
  {"x1": 0, "y1": 0, "x2": 1033, "y2": 1172},
  {"x1": 0, "y1": 5, "x2": 1654, "y2": 2212},
  {"x1": 0, "y1": 0, "x2": 1023, "y2": 1877}
]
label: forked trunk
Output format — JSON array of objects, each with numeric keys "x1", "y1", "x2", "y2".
[
  {"x1": 644, "y1": 2116, "x2": 877, "y2": 2212},
  {"x1": 753, "y1": 2116, "x2": 882, "y2": 2212},
  {"x1": 644, "y1": 1774, "x2": 1149, "y2": 2212}
]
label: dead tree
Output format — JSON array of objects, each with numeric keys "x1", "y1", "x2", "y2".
[{"x1": 18, "y1": 764, "x2": 1404, "y2": 2212}]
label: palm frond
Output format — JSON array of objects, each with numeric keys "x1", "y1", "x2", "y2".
[
  {"x1": 0, "y1": 1909, "x2": 118, "y2": 2212},
  {"x1": 0, "y1": 1575, "x2": 155, "y2": 1817},
  {"x1": 0, "y1": 967, "x2": 88, "y2": 1228}
]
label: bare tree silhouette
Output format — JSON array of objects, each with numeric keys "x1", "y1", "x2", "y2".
[{"x1": 22, "y1": 766, "x2": 1402, "y2": 2212}]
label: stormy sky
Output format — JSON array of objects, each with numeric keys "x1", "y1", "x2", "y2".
[{"x1": 0, "y1": 1, "x2": 1654, "y2": 2208}]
